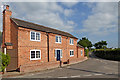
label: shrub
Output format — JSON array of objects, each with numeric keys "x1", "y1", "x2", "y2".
[
  {"x1": 93, "y1": 49, "x2": 120, "y2": 61},
  {"x1": 0, "y1": 52, "x2": 10, "y2": 72},
  {"x1": 85, "y1": 49, "x2": 89, "y2": 58}
]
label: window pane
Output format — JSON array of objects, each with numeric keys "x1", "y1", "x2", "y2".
[
  {"x1": 59, "y1": 36, "x2": 61, "y2": 42},
  {"x1": 31, "y1": 32, "x2": 35, "y2": 40},
  {"x1": 72, "y1": 51, "x2": 74, "y2": 55},
  {"x1": 81, "y1": 50, "x2": 83, "y2": 56},
  {"x1": 72, "y1": 39, "x2": 73, "y2": 44},
  {"x1": 56, "y1": 36, "x2": 58, "y2": 42},
  {"x1": 70, "y1": 39, "x2": 71, "y2": 44},
  {"x1": 31, "y1": 51, "x2": 35, "y2": 58},
  {"x1": 36, "y1": 33, "x2": 40, "y2": 40},
  {"x1": 60, "y1": 50, "x2": 62, "y2": 58},
  {"x1": 55, "y1": 50, "x2": 57, "y2": 58},
  {"x1": 36, "y1": 51, "x2": 40, "y2": 58}
]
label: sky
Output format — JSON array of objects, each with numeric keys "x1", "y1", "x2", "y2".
[{"x1": 0, "y1": 2, "x2": 118, "y2": 48}]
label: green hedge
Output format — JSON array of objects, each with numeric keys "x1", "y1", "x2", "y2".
[
  {"x1": 93, "y1": 49, "x2": 120, "y2": 61},
  {"x1": 85, "y1": 49, "x2": 89, "y2": 58},
  {"x1": 0, "y1": 52, "x2": 10, "y2": 72}
]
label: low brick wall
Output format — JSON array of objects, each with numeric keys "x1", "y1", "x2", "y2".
[
  {"x1": 19, "y1": 57, "x2": 87, "y2": 73},
  {"x1": 20, "y1": 61, "x2": 60, "y2": 73},
  {"x1": 69, "y1": 57, "x2": 87, "y2": 65}
]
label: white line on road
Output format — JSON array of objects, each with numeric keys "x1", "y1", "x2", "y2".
[
  {"x1": 58, "y1": 76, "x2": 68, "y2": 78},
  {"x1": 70, "y1": 75, "x2": 81, "y2": 78},
  {"x1": 83, "y1": 74, "x2": 92, "y2": 77},
  {"x1": 94, "y1": 74, "x2": 103, "y2": 75}
]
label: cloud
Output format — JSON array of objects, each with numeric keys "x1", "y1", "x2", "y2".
[
  {"x1": 64, "y1": 9, "x2": 73, "y2": 16},
  {"x1": 0, "y1": 2, "x2": 77, "y2": 32},
  {"x1": 81, "y1": 2, "x2": 118, "y2": 36},
  {"x1": 61, "y1": 2, "x2": 78, "y2": 7}
]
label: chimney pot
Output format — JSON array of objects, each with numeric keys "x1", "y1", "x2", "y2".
[{"x1": 6, "y1": 5, "x2": 9, "y2": 10}]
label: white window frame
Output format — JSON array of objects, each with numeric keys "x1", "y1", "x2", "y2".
[
  {"x1": 70, "y1": 38, "x2": 74, "y2": 45},
  {"x1": 30, "y1": 49, "x2": 41, "y2": 60},
  {"x1": 55, "y1": 35, "x2": 62, "y2": 43},
  {"x1": 70, "y1": 50, "x2": 74, "y2": 57},
  {"x1": 55, "y1": 49, "x2": 62, "y2": 58},
  {"x1": 81, "y1": 50, "x2": 83, "y2": 56},
  {"x1": 30, "y1": 31, "x2": 41, "y2": 41}
]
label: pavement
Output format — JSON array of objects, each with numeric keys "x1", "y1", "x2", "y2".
[{"x1": 1, "y1": 52, "x2": 119, "y2": 78}]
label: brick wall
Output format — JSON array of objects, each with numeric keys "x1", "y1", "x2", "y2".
[
  {"x1": 17, "y1": 27, "x2": 80, "y2": 72},
  {"x1": 20, "y1": 61, "x2": 60, "y2": 73},
  {"x1": 6, "y1": 19, "x2": 18, "y2": 71},
  {"x1": 17, "y1": 27, "x2": 48, "y2": 68},
  {"x1": 77, "y1": 47, "x2": 85, "y2": 58}
]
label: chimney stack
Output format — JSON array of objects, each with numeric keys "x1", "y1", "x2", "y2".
[
  {"x1": 6, "y1": 5, "x2": 9, "y2": 10},
  {"x1": 2, "y1": 5, "x2": 12, "y2": 48}
]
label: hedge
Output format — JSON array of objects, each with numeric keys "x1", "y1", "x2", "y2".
[
  {"x1": 93, "y1": 49, "x2": 120, "y2": 61},
  {"x1": 85, "y1": 49, "x2": 89, "y2": 58},
  {"x1": 0, "y1": 52, "x2": 10, "y2": 72}
]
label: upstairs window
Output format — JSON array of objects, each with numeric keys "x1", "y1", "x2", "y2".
[
  {"x1": 70, "y1": 38, "x2": 74, "y2": 45},
  {"x1": 30, "y1": 31, "x2": 40, "y2": 41},
  {"x1": 56, "y1": 36, "x2": 61, "y2": 43},
  {"x1": 31, "y1": 32, "x2": 35, "y2": 40}
]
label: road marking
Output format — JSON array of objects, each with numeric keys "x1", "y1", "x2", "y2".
[
  {"x1": 70, "y1": 75, "x2": 81, "y2": 78},
  {"x1": 58, "y1": 76, "x2": 68, "y2": 78},
  {"x1": 94, "y1": 74, "x2": 103, "y2": 75},
  {"x1": 83, "y1": 74, "x2": 92, "y2": 77}
]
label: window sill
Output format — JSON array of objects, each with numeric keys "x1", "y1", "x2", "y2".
[
  {"x1": 30, "y1": 40, "x2": 41, "y2": 42},
  {"x1": 70, "y1": 55, "x2": 74, "y2": 57},
  {"x1": 55, "y1": 42, "x2": 61, "y2": 44},
  {"x1": 70, "y1": 44, "x2": 74, "y2": 45},
  {"x1": 30, "y1": 58, "x2": 41, "y2": 60}
]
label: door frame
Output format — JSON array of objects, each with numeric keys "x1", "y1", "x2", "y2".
[{"x1": 55, "y1": 49, "x2": 62, "y2": 60}]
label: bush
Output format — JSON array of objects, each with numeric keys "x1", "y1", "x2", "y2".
[
  {"x1": 93, "y1": 49, "x2": 120, "y2": 61},
  {"x1": 85, "y1": 49, "x2": 89, "y2": 58},
  {"x1": 0, "y1": 52, "x2": 10, "y2": 72}
]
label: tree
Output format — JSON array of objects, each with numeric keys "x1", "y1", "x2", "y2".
[
  {"x1": 94, "y1": 40, "x2": 107, "y2": 49},
  {"x1": 77, "y1": 37, "x2": 92, "y2": 49},
  {"x1": 0, "y1": 52, "x2": 10, "y2": 72}
]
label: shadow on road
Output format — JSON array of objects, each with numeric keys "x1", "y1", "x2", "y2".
[
  {"x1": 64, "y1": 67, "x2": 118, "y2": 77},
  {"x1": 61, "y1": 52, "x2": 118, "y2": 77}
]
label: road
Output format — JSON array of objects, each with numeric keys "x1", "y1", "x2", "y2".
[{"x1": 11, "y1": 53, "x2": 118, "y2": 78}]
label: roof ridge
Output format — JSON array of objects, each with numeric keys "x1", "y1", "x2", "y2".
[{"x1": 11, "y1": 17, "x2": 77, "y2": 39}]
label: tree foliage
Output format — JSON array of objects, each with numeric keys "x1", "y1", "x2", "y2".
[
  {"x1": 0, "y1": 52, "x2": 10, "y2": 72},
  {"x1": 94, "y1": 40, "x2": 107, "y2": 49},
  {"x1": 77, "y1": 37, "x2": 92, "y2": 48}
]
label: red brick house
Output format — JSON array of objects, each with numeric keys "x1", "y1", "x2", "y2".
[{"x1": 2, "y1": 5, "x2": 85, "y2": 72}]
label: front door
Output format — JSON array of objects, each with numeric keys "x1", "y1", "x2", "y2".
[{"x1": 57, "y1": 50, "x2": 60, "y2": 61}]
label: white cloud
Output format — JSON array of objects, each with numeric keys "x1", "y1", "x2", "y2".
[
  {"x1": 61, "y1": 2, "x2": 78, "y2": 7},
  {"x1": 64, "y1": 9, "x2": 73, "y2": 16},
  {"x1": 81, "y1": 2, "x2": 118, "y2": 36},
  {"x1": 0, "y1": 2, "x2": 77, "y2": 32}
]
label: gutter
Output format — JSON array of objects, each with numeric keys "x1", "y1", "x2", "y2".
[{"x1": 47, "y1": 32, "x2": 50, "y2": 62}]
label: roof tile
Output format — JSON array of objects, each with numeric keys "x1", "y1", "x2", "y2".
[{"x1": 11, "y1": 18, "x2": 77, "y2": 39}]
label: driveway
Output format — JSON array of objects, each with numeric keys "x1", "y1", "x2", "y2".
[{"x1": 11, "y1": 54, "x2": 118, "y2": 78}]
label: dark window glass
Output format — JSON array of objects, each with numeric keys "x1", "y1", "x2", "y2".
[
  {"x1": 31, "y1": 51, "x2": 35, "y2": 58},
  {"x1": 31, "y1": 32, "x2": 35, "y2": 40},
  {"x1": 36, "y1": 33, "x2": 40, "y2": 40},
  {"x1": 36, "y1": 51, "x2": 40, "y2": 58}
]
